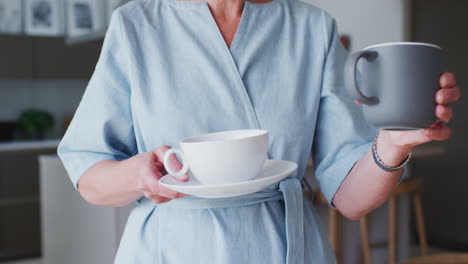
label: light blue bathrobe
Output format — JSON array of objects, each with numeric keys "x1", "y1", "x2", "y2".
[{"x1": 57, "y1": 0, "x2": 382, "y2": 262}]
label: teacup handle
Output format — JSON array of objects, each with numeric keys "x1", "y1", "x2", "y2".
[
  {"x1": 345, "y1": 50, "x2": 379, "y2": 105},
  {"x1": 163, "y1": 148, "x2": 189, "y2": 178}
]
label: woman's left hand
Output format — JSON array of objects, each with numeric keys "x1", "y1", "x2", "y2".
[{"x1": 374, "y1": 72, "x2": 461, "y2": 153}]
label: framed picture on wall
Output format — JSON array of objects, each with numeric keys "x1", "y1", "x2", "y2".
[
  {"x1": 106, "y1": 0, "x2": 131, "y2": 25},
  {"x1": 66, "y1": 0, "x2": 105, "y2": 37},
  {"x1": 24, "y1": 0, "x2": 64, "y2": 36},
  {"x1": 0, "y1": 0, "x2": 23, "y2": 34}
]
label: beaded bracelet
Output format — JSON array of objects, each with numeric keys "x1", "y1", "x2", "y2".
[{"x1": 372, "y1": 129, "x2": 412, "y2": 172}]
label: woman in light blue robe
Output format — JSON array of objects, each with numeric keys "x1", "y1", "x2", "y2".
[{"x1": 57, "y1": 0, "x2": 460, "y2": 263}]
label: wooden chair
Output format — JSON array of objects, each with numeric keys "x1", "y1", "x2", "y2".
[
  {"x1": 305, "y1": 189, "x2": 342, "y2": 263},
  {"x1": 360, "y1": 178, "x2": 468, "y2": 264}
]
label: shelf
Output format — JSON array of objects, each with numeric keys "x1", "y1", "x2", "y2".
[
  {"x1": 0, "y1": 139, "x2": 61, "y2": 152},
  {"x1": 0, "y1": 196, "x2": 39, "y2": 207},
  {"x1": 65, "y1": 29, "x2": 107, "y2": 45}
]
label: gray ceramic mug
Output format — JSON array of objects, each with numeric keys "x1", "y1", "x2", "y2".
[{"x1": 345, "y1": 42, "x2": 444, "y2": 130}]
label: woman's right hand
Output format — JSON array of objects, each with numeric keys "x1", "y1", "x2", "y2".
[{"x1": 133, "y1": 145, "x2": 189, "y2": 204}]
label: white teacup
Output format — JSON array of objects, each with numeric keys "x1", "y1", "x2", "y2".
[{"x1": 163, "y1": 129, "x2": 268, "y2": 185}]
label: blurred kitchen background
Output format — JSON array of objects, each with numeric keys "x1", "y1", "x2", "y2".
[{"x1": 0, "y1": 0, "x2": 466, "y2": 263}]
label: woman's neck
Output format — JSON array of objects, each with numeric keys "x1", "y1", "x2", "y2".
[
  {"x1": 206, "y1": 0, "x2": 245, "y2": 20},
  {"x1": 177, "y1": 0, "x2": 273, "y2": 18},
  {"x1": 176, "y1": 0, "x2": 273, "y2": 48}
]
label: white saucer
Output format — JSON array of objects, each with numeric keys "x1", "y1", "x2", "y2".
[{"x1": 159, "y1": 159, "x2": 298, "y2": 198}]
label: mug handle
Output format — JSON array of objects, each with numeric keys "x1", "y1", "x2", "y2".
[
  {"x1": 345, "y1": 50, "x2": 379, "y2": 105},
  {"x1": 163, "y1": 148, "x2": 189, "y2": 178}
]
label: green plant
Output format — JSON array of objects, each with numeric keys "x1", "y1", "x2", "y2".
[{"x1": 18, "y1": 109, "x2": 55, "y2": 138}]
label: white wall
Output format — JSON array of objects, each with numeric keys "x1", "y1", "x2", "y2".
[{"x1": 301, "y1": 0, "x2": 409, "y2": 52}]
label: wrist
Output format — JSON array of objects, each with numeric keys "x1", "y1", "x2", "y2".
[
  {"x1": 118, "y1": 155, "x2": 146, "y2": 196},
  {"x1": 376, "y1": 130, "x2": 413, "y2": 167}
]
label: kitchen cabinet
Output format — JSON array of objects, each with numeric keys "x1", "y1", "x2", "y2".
[
  {"x1": 0, "y1": 36, "x2": 34, "y2": 79},
  {"x1": 0, "y1": 147, "x2": 56, "y2": 261},
  {"x1": 0, "y1": 35, "x2": 102, "y2": 80},
  {"x1": 32, "y1": 37, "x2": 102, "y2": 79},
  {"x1": 39, "y1": 155, "x2": 132, "y2": 264}
]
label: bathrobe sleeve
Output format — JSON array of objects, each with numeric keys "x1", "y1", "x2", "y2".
[
  {"x1": 312, "y1": 14, "x2": 407, "y2": 205},
  {"x1": 57, "y1": 10, "x2": 137, "y2": 189}
]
